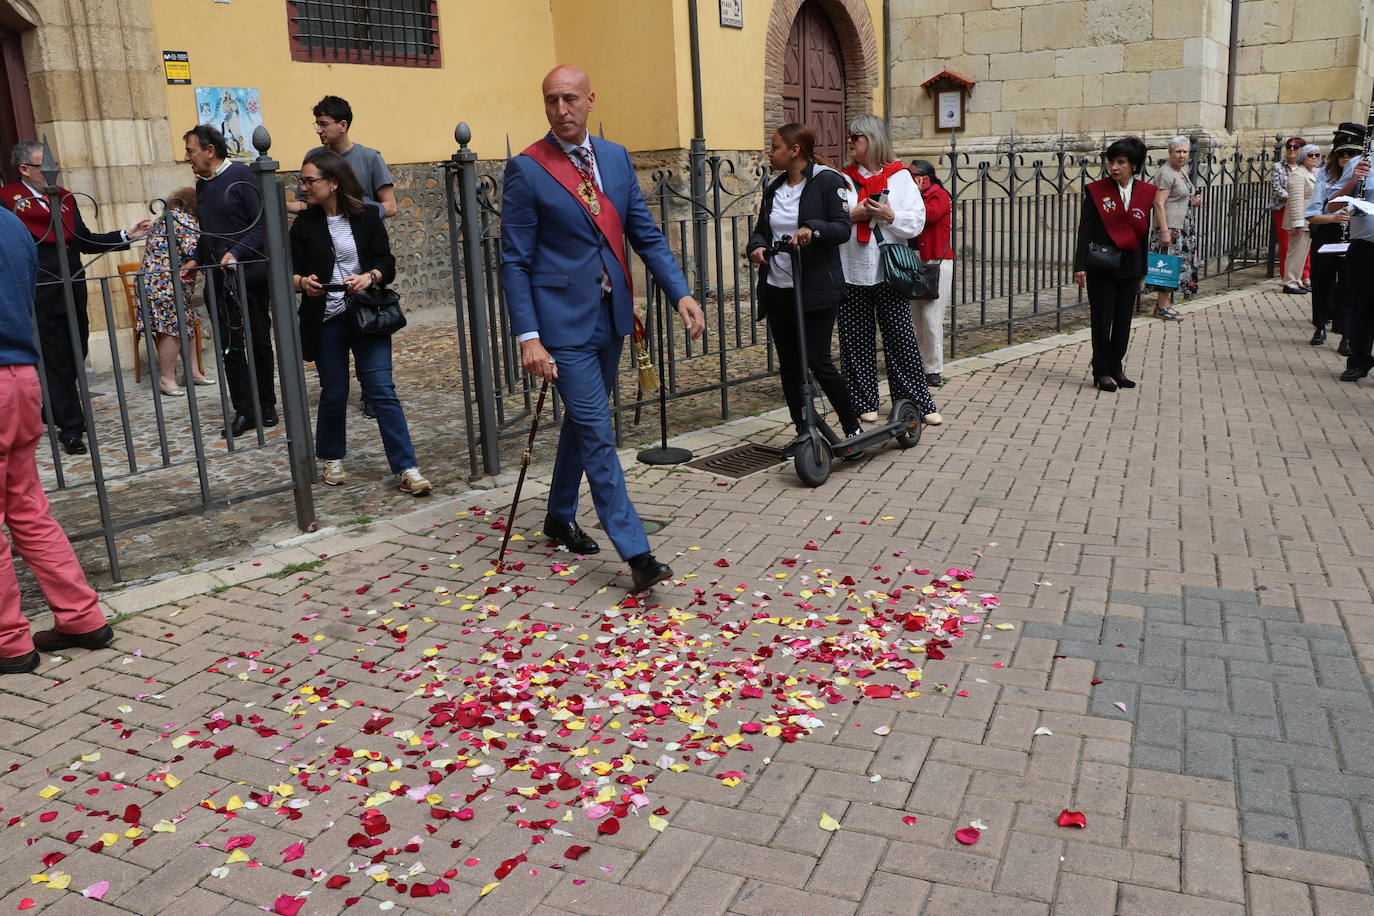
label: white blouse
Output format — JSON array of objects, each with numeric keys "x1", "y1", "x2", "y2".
[
  {"x1": 839, "y1": 165, "x2": 926, "y2": 287},
  {"x1": 766, "y1": 180, "x2": 804, "y2": 289}
]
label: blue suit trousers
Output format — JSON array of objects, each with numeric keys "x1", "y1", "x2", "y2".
[{"x1": 545, "y1": 298, "x2": 649, "y2": 560}]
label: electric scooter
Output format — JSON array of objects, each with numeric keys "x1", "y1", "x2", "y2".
[{"x1": 763, "y1": 236, "x2": 923, "y2": 487}]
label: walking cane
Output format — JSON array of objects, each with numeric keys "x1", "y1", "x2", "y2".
[{"x1": 496, "y1": 371, "x2": 551, "y2": 572}]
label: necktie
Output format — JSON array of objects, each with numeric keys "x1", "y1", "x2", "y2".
[{"x1": 569, "y1": 144, "x2": 613, "y2": 294}]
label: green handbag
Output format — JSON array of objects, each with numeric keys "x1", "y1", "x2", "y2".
[{"x1": 872, "y1": 223, "x2": 931, "y2": 297}]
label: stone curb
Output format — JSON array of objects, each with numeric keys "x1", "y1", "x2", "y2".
[{"x1": 97, "y1": 277, "x2": 1265, "y2": 614}]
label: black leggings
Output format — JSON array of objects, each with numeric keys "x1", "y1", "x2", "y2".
[{"x1": 760, "y1": 283, "x2": 860, "y2": 435}]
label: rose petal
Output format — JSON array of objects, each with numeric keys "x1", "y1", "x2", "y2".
[
  {"x1": 901, "y1": 816, "x2": 918, "y2": 826},
  {"x1": 597, "y1": 817, "x2": 620, "y2": 835},
  {"x1": 564, "y1": 845, "x2": 590, "y2": 861},
  {"x1": 272, "y1": 895, "x2": 307, "y2": 916},
  {"x1": 954, "y1": 827, "x2": 980, "y2": 845},
  {"x1": 80, "y1": 881, "x2": 110, "y2": 901},
  {"x1": 1057, "y1": 809, "x2": 1088, "y2": 829},
  {"x1": 281, "y1": 841, "x2": 306, "y2": 862}
]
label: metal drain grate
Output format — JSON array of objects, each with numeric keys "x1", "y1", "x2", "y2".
[{"x1": 684, "y1": 443, "x2": 786, "y2": 479}]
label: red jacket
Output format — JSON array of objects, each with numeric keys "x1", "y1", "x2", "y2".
[{"x1": 913, "y1": 180, "x2": 953, "y2": 260}]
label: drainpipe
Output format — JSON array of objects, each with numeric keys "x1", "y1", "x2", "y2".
[
  {"x1": 1224, "y1": 0, "x2": 1240, "y2": 133},
  {"x1": 687, "y1": 0, "x2": 707, "y2": 298},
  {"x1": 883, "y1": 0, "x2": 892, "y2": 126}
]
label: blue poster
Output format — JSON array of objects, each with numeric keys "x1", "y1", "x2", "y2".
[{"x1": 194, "y1": 87, "x2": 264, "y2": 160}]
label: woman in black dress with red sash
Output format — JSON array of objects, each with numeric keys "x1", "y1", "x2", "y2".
[{"x1": 1073, "y1": 137, "x2": 1157, "y2": 392}]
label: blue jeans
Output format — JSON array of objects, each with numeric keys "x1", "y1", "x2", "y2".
[{"x1": 314, "y1": 316, "x2": 416, "y2": 474}]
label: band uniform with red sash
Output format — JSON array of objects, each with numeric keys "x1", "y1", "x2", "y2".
[
  {"x1": 0, "y1": 182, "x2": 77, "y2": 244},
  {"x1": 1087, "y1": 177, "x2": 1156, "y2": 252}
]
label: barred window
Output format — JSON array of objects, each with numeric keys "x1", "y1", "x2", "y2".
[{"x1": 287, "y1": 1, "x2": 440, "y2": 68}]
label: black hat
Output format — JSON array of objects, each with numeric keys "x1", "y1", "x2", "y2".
[{"x1": 1334, "y1": 122, "x2": 1366, "y2": 143}]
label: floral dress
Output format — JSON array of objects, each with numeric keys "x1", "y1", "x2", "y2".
[
  {"x1": 1144, "y1": 165, "x2": 1198, "y2": 298},
  {"x1": 135, "y1": 210, "x2": 199, "y2": 335}
]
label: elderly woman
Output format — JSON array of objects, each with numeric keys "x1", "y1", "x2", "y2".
[
  {"x1": 1146, "y1": 136, "x2": 1202, "y2": 319},
  {"x1": 837, "y1": 114, "x2": 940, "y2": 426},
  {"x1": 1307, "y1": 126, "x2": 1364, "y2": 348},
  {"x1": 1272, "y1": 136, "x2": 1307, "y2": 287},
  {"x1": 1073, "y1": 137, "x2": 1157, "y2": 392},
  {"x1": 1281, "y1": 144, "x2": 1321, "y2": 295}
]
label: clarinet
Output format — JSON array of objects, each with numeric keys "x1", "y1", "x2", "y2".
[{"x1": 1341, "y1": 99, "x2": 1374, "y2": 244}]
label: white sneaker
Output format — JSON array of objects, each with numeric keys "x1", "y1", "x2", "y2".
[
  {"x1": 859, "y1": 411, "x2": 879, "y2": 422},
  {"x1": 322, "y1": 459, "x2": 347, "y2": 486},
  {"x1": 399, "y1": 467, "x2": 432, "y2": 496},
  {"x1": 923, "y1": 412, "x2": 943, "y2": 426}
]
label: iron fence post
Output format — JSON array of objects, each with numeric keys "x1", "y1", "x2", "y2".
[
  {"x1": 454, "y1": 122, "x2": 501, "y2": 477},
  {"x1": 249, "y1": 125, "x2": 317, "y2": 533}
]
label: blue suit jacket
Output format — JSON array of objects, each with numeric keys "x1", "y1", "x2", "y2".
[{"x1": 499, "y1": 134, "x2": 692, "y2": 348}]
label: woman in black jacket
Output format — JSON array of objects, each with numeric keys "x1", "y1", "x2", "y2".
[
  {"x1": 1073, "y1": 137, "x2": 1157, "y2": 392},
  {"x1": 290, "y1": 149, "x2": 430, "y2": 495},
  {"x1": 746, "y1": 123, "x2": 860, "y2": 453}
]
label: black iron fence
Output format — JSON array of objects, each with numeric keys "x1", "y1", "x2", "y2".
[
  {"x1": 29, "y1": 129, "x2": 315, "y2": 581},
  {"x1": 443, "y1": 127, "x2": 1280, "y2": 480}
]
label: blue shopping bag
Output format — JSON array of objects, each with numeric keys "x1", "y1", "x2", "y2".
[{"x1": 1145, "y1": 253, "x2": 1181, "y2": 288}]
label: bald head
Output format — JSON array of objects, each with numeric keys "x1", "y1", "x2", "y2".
[{"x1": 543, "y1": 65, "x2": 595, "y2": 144}]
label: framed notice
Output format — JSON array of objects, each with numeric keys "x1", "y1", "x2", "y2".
[
  {"x1": 163, "y1": 51, "x2": 190, "y2": 85},
  {"x1": 719, "y1": 0, "x2": 743, "y2": 28},
  {"x1": 936, "y1": 90, "x2": 963, "y2": 131}
]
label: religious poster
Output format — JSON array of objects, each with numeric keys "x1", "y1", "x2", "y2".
[{"x1": 194, "y1": 86, "x2": 264, "y2": 160}]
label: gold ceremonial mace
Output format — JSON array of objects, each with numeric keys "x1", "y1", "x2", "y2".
[{"x1": 495, "y1": 374, "x2": 551, "y2": 572}]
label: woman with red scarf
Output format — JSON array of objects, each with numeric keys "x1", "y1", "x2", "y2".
[
  {"x1": 838, "y1": 115, "x2": 941, "y2": 426},
  {"x1": 1073, "y1": 137, "x2": 1156, "y2": 392}
]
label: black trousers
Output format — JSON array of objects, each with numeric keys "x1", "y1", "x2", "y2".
[
  {"x1": 1344, "y1": 239, "x2": 1374, "y2": 372},
  {"x1": 1309, "y1": 224, "x2": 1352, "y2": 333},
  {"x1": 760, "y1": 283, "x2": 860, "y2": 435},
  {"x1": 210, "y1": 269, "x2": 276, "y2": 416},
  {"x1": 1086, "y1": 272, "x2": 1139, "y2": 377},
  {"x1": 34, "y1": 281, "x2": 89, "y2": 437}
]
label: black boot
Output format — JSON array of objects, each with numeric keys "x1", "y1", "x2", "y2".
[
  {"x1": 1338, "y1": 337, "x2": 1352, "y2": 357},
  {"x1": 544, "y1": 516, "x2": 600, "y2": 554},
  {"x1": 1311, "y1": 327, "x2": 1327, "y2": 346},
  {"x1": 627, "y1": 552, "x2": 672, "y2": 591}
]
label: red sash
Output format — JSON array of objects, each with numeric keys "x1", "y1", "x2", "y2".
[
  {"x1": 521, "y1": 138, "x2": 634, "y2": 297},
  {"x1": 1088, "y1": 177, "x2": 1155, "y2": 251},
  {"x1": 843, "y1": 161, "x2": 907, "y2": 243},
  {"x1": 0, "y1": 181, "x2": 75, "y2": 242}
]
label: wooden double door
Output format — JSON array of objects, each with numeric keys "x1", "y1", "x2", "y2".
[{"x1": 782, "y1": 0, "x2": 846, "y2": 165}]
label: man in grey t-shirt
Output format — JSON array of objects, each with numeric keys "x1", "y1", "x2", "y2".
[{"x1": 288, "y1": 96, "x2": 397, "y2": 219}]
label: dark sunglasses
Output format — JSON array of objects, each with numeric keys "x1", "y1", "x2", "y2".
[
  {"x1": 847, "y1": 133, "x2": 863, "y2": 142},
  {"x1": 1286, "y1": 144, "x2": 1303, "y2": 150}
]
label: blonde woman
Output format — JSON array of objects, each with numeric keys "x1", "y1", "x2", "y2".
[{"x1": 1281, "y1": 144, "x2": 1320, "y2": 295}]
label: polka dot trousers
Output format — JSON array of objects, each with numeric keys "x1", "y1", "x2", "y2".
[{"x1": 837, "y1": 281, "x2": 938, "y2": 415}]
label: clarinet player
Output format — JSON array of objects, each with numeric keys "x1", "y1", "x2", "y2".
[{"x1": 1336, "y1": 129, "x2": 1374, "y2": 382}]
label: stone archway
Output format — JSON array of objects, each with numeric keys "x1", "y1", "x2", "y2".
[{"x1": 763, "y1": 0, "x2": 878, "y2": 150}]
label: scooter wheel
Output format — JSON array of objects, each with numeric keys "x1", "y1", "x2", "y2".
[
  {"x1": 894, "y1": 401, "x2": 923, "y2": 449},
  {"x1": 794, "y1": 436, "x2": 832, "y2": 487}
]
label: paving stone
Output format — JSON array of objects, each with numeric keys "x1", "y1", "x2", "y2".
[
  {"x1": 730, "y1": 879, "x2": 858, "y2": 916},
  {"x1": 1051, "y1": 872, "x2": 1118, "y2": 916},
  {"x1": 1181, "y1": 729, "x2": 1235, "y2": 780},
  {"x1": 854, "y1": 871, "x2": 930, "y2": 916},
  {"x1": 805, "y1": 831, "x2": 887, "y2": 901},
  {"x1": 1115, "y1": 884, "x2": 1245, "y2": 915},
  {"x1": 1311, "y1": 885, "x2": 1374, "y2": 914},
  {"x1": 1243, "y1": 840, "x2": 1373, "y2": 891},
  {"x1": 1245, "y1": 874, "x2": 1314, "y2": 916},
  {"x1": 1294, "y1": 793, "x2": 1365, "y2": 860},
  {"x1": 660, "y1": 868, "x2": 744, "y2": 916}
]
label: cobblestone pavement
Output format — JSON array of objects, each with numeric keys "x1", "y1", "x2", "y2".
[{"x1": 3, "y1": 281, "x2": 1373, "y2": 915}]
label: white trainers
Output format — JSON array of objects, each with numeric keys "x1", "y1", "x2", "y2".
[
  {"x1": 399, "y1": 467, "x2": 432, "y2": 496},
  {"x1": 859, "y1": 411, "x2": 880, "y2": 422},
  {"x1": 923, "y1": 412, "x2": 944, "y2": 426},
  {"x1": 321, "y1": 459, "x2": 347, "y2": 486}
]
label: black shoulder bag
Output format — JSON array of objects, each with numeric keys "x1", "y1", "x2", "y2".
[{"x1": 324, "y1": 217, "x2": 406, "y2": 337}]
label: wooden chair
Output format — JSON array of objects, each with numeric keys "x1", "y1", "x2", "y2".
[{"x1": 117, "y1": 262, "x2": 204, "y2": 383}]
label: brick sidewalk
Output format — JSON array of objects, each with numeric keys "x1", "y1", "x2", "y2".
[{"x1": 2, "y1": 283, "x2": 1372, "y2": 914}]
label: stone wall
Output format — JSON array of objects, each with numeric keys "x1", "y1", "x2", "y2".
[{"x1": 890, "y1": 0, "x2": 1374, "y2": 158}]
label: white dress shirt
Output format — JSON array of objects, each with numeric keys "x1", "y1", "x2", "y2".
[{"x1": 839, "y1": 165, "x2": 925, "y2": 287}]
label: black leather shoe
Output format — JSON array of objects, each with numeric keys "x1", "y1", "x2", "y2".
[
  {"x1": 261, "y1": 407, "x2": 279, "y2": 428},
  {"x1": 544, "y1": 516, "x2": 600, "y2": 554},
  {"x1": 1112, "y1": 375, "x2": 1136, "y2": 389},
  {"x1": 1338, "y1": 337, "x2": 1353, "y2": 357},
  {"x1": 222, "y1": 414, "x2": 253, "y2": 438},
  {"x1": 925, "y1": 373, "x2": 943, "y2": 387},
  {"x1": 33, "y1": 623, "x2": 114, "y2": 653},
  {"x1": 360, "y1": 398, "x2": 375, "y2": 419},
  {"x1": 1093, "y1": 375, "x2": 1117, "y2": 392},
  {"x1": 0, "y1": 650, "x2": 39, "y2": 675},
  {"x1": 1339, "y1": 366, "x2": 1368, "y2": 382},
  {"x1": 1311, "y1": 328, "x2": 1327, "y2": 346},
  {"x1": 58, "y1": 434, "x2": 86, "y2": 455},
  {"x1": 627, "y1": 552, "x2": 672, "y2": 592}
]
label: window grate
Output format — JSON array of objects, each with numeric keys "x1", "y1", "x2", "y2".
[{"x1": 287, "y1": 1, "x2": 440, "y2": 68}]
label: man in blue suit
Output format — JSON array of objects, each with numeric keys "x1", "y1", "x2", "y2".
[{"x1": 501, "y1": 65, "x2": 705, "y2": 591}]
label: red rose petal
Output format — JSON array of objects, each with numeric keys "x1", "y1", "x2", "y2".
[
  {"x1": 564, "y1": 845, "x2": 590, "y2": 861},
  {"x1": 954, "y1": 827, "x2": 980, "y2": 845},
  {"x1": 38, "y1": 812, "x2": 57, "y2": 823},
  {"x1": 18, "y1": 900, "x2": 36, "y2": 911},
  {"x1": 597, "y1": 817, "x2": 620, "y2": 835},
  {"x1": 325, "y1": 875, "x2": 350, "y2": 890},
  {"x1": 272, "y1": 895, "x2": 307, "y2": 916},
  {"x1": 901, "y1": 816, "x2": 918, "y2": 826},
  {"x1": 1057, "y1": 809, "x2": 1088, "y2": 829}
]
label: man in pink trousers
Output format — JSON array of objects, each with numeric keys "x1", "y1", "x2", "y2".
[{"x1": 0, "y1": 204, "x2": 111, "y2": 674}]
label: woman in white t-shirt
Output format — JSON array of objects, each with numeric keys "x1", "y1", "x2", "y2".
[
  {"x1": 838, "y1": 115, "x2": 941, "y2": 426},
  {"x1": 745, "y1": 123, "x2": 859, "y2": 455},
  {"x1": 290, "y1": 150, "x2": 431, "y2": 496}
]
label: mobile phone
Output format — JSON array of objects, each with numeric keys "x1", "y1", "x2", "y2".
[{"x1": 320, "y1": 282, "x2": 347, "y2": 292}]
